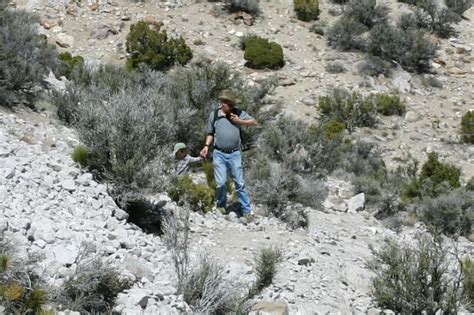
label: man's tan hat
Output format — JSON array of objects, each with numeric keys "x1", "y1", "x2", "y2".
[{"x1": 219, "y1": 90, "x2": 238, "y2": 105}]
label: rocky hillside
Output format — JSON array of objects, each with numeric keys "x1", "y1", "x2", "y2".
[
  {"x1": 2, "y1": 108, "x2": 472, "y2": 313},
  {"x1": 15, "y1": 0, "x2": 474, "y2": 179},
  {"x1": 1, "y1": 0, "x2": 474, "y2": 313}
]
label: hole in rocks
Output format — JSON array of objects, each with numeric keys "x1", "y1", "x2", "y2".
[
  {"x1": 27, "y1": 235, "x2": 34, "y2": 242},
  {"x1": 121, "y1": 198, "x2": 172, "y2": 235}
]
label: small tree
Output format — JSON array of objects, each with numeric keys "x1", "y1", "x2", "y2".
[
  {"x1": 294, "y1": 0, "x2": 320, "y2": 22},
  {"x1": 126, "y1": 21, "x2": 192, "y2": 71}
]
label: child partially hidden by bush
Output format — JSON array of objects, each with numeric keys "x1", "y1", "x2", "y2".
[{"x1": 174, "y1": 143, "x2": 203, "y2": 176}]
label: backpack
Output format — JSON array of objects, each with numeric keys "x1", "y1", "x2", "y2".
[{"x1": 211, "y1": 107, "x2": 253, "y2": 151}]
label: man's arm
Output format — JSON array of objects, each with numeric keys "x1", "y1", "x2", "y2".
[
  {"x1": 231, "y1": 111, "x2": 257, "y2": 126},
  {"x1": 200, "y1": 134, "x2": 214, "y2": 158}
]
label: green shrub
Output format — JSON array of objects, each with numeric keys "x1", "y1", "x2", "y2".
[
  {"x1": 419, "y1": 189, "x2": 473, "y2": 237},
  {"x1": 368, "y1": 235, "x2": 463, "y2": 314},
  {"x1": 463, "y1": 257, "x2": 474, "y2": 311},
  {"x1": 169, "y1": 176, "x2": 215, "y2": 213},
  {"x1": 226, "y1": 0, "x2": 261, "y2": 16},
  {"x1": 126, "y1": 21, "x2": 192, "y2": 71},
  {"x1": 58, "y1": 52, "x2": 84, "y2": 79},
  {"x1": 71, "y1": 144, "x2": 90, "y2": 168},
  {"x1": 58, "y1": 258, "x2": 133, "y2": 313},
  {"x1": 318, "y1": 88, "x2": 378, "y2": 132},
  {"x1": 0, "y1": 0, "x2": 60, "y2": 107},
  {"x1": 373, "y1": 94, "x2": 406, "y2": 116},
  {"x1": 403, "y1": 152, "x2": 461, "y2": 200},
  {"x1": 243, "y1": 36, "x2": 284, "y2": 70},
  {"x1": 419, "y1": 152, "x2": 461, "y2": 191},
  {"x1": 293, "y1": 0, "x2": 320, "y2": 22},
  {"x1": 461, "y1": 111, "x2": 474, "y2": 144},
  {"x1": 322, "y1": 119, "x2": 346, "y2": 139},
  {"x1": 327, "y1": 18, "x2": 368, "y2": 51}
]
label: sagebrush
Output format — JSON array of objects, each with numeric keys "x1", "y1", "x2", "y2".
[
  {"x1": 0, "y1": 0, "x2": 60, "y2": 107},
  {"x1": 368, "y1": 235, "x2": 463, "y2": 314}
]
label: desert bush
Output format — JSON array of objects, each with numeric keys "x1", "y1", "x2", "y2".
[
  {"x1": 327, "y1": 18, "x2": 368, "y2": 51},
  {"x1": 463, "y1": 257, "x2": 474, "y2": 311},
  {"x1": 58, "y1": 52, "x2": 84, "y2": 79},
  {"x1": 243, "y1": 36, "x2": 284, "y2": 70},
  {"x1": 319, "y1": 88, "x2": 378, "y2": 132},
  {"x1": 71, "y1": 144, "x2": 90, "y2": 168},
  {"x1": 293, "y1": 0, "x2": 320, "y2": 22},
  {"x1": 368, "y1": 23, "x2": 438, "y2": 73},
  {"x1": 414, "y1": 0, "x2": 460, "y2": 38},
  {"x1": 373, "y1": 94, "x2": 406, "y2": 116},
  {"x1": 309, "y1": 21, "x2": 326, "y2": 35},
  {"x1": 247, "y1": 157, "x2": 325, "y2": 228},
  {"x1": 0, "y1": 234, "x2": 49, "y2": 314},
  {"x1": 0, "y1": 0, "x2": 60, "y2": 107},
  {"x1": 162, "y1": 209, "x2": 191, "y2": 292},
  {"x1": 325, "y1": 62, "x2": 346, "y2": 73},
  {"x1": 182, "y1": 255, "x2": 237, "y2": 313},
  {"x1": 238, "y1": 33, "x2": 257, "y2": 50},
  {"x1": 58, "y1": 257, "x2": 133, "y2": 313},
  {"x1": 126, "y1": 21, "x2": 192, "y2": 71},
  {"x1": 418, "y1": 189, "x2": 473, "y2": 237},
  {"x1": 168, "y1": 176, "x2": 215, "y2": 213},
  {"x1": 461, "y1": 111, "x2": 474, "y2": 144},
  {"x1": 163, "y1": 210, "x2": 240, "y2": 313},
  {"x1": 467, "y1": 177, "x2": 474, "y2": 191},
  {"x1": 359, "y1": 55, "x2": 393, "y2": 77},
  {"x1": 322, "y1": 119, "x2": 346, "y2": 139},
  {"x1": 226, "y1": 0, "x2": 261, "y2": 16},
  {"x1": 368, "y1": 235, "x2": 463, "y2": 314},
  {"x1": 445, "y1": 0, "x2": 473, "y2": 17},
  {"x1": 398, "y1": 12, "x2": 420, "y2": 30},
  {"x1": 55, "y1": 62, "x2": 273, "y2": 196},
  {"x1": 421, "y1": 75, "x2": 443, "y2": 88},
  {"x1": 345, "y1": 0, "x2": 390, "y2": 29},
  {"x1": 253, "y1": 247, "x2": 282, "y2": 292},
  {"x1": 403, "y1": 152, "x2": 461, "y2": 200},
  {"x1": 419, "y1": 152, "x2": 461, "y2": 192}
]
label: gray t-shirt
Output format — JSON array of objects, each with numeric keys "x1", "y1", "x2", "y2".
[{"x1": 206, "y1": 108, "x2": 253, "y2": 150}]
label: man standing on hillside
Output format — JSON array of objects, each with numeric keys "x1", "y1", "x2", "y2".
[{"x1": 200, "y1": 90, "x2": 257, "y2": 216}]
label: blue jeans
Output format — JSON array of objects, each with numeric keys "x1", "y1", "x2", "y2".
[{"x1": 213, "y1": 149, "x2": 252, "y2": 214}]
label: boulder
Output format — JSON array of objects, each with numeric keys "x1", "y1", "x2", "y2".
[
  {"x1": 56, "y1": 33, "x2": 75, "y2": 48},
  {"x1": 347, "y1": 193, "x2": 365, "y2": 213}
]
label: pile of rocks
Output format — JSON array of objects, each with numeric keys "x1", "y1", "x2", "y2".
[{"x1": 0, "y1": 110, "x2": 183, "y2": 313}]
